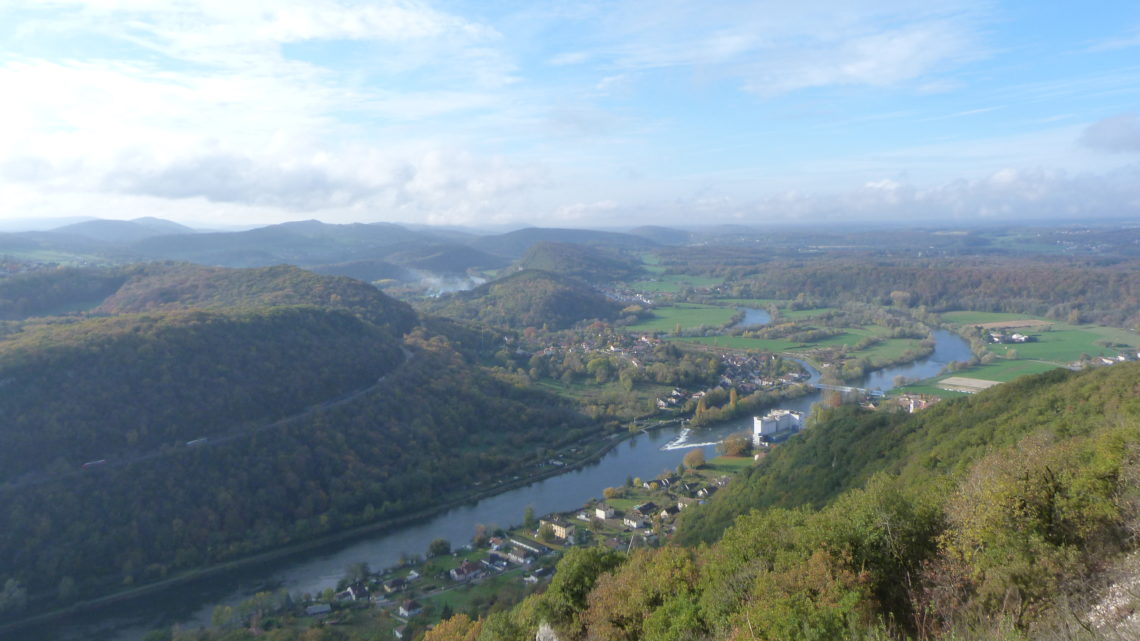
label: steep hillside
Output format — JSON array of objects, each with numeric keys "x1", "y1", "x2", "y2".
[
  {"x1": 421, "y1": 269, "x2": 622, "y2": 329},
  {"x1": 514, "y1": 242, "x2": 643, "y2": 282},
  {"x1": 677, "y1": 365, "x2": 1140, "y2": 544},
  {"x1": 95, "y1": 262, "x2": 418, "y2": 331},
  {"x1": 0, "y1": 267, "x2": 130, "y2": 320},
  {"x1": 0, "y1": 306, "x2": 405, "y2": 482},
  {"x1": 462, "y1": 363, "x2": 1140, "y2": 641},
  {"x1": 0, "y1": 263, "x2": 600, "y2": 617}
]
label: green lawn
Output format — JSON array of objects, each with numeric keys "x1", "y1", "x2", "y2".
[
  {"x1": 805, "y1": 327, "x2": 884, "y2": 348},
  {"x1": 717, "y1": 298, "x2": 784, "y2": 308},
  {"x1": 712, "y1": 300, "x2": 837, "y2": 321},
  {"x1": 1082, "y1": 325, "x2": 1140, "y2": 348},
  {"x1": 896, "y1": 360, "x2": 1060, "y2": 397},
  {"x1": 958, "y1": 359, "x2": 1063, "y2": 382},
  {"x1": 702, "y1": 456, "x2": 755, "y2": 474},
  {"x1": 628, "y1": 274, "x2": 723, "y2": 293},
  {"x1": 852, "y1": 338, "x2": 925, "y2": 363},
  {"x1": 893, "y1": 383, "x2": 970, "y2": 399},
  {"x1": 628, "y1": 303, "x2": 737, "y2": 332},
  {"x1": 639, "y1": 253, "x2": 667, "y2": 275},
  {"x1": 984, "y1": 328, "x2": 1128, "y2": 363},
  {"x1": 426, "y1": 568, "x2": 532, "y2": 619},
  {"x1": 673, "y1": 329, "x2": 924, "y2": 363},
  {"x1": 778, "y1": 307, "x2": 840, "y2": 320},
  {"x1": 672, "y1": 335, "x2": 803, "y2": 352},
  {"x1": 940, "y1": 311, "x2": 1048, "y2": 325}
]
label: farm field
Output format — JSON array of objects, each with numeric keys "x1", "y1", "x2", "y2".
[
  {"x1": 627, "y1": 303, "x2": 737, "y2": 332},
  {"x1": 717, "y1": 298, "x2": 784, "y2": 308},
  {"x1": 806, "y1": 326, "x2": 890, "y2": 348},
  {"x1": 777, "y1": 306, "x2": 840, "y2": 320},
  {"x1": 984, "y1": 326, "x2": 1139, "y2": 363},
  {"x1": 940, "y1": 311, "x2": 1050, "y2": 325},
  {"x1": 851, "y1": 337, "x2": 927, "y2": 364},
  {"x1": 672, "y1": 335, "x2": 803, "y2": 352},
  {"x1": 628, "y1": 274, "x2": 723, "y2": 293},
  {"x1": 638, "y1": 253, "x2": 667, "y2": 274},
  {"x1": 675, "y1": 329, "x2": 924, "y2": 368},
  {"x1": 898, "y1": 359, "x2": 1059, "y2": 398}
]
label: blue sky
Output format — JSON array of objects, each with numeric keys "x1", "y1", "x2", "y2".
[{"x1": 1, "y1": 0, "x2": 1138, "y2": 228}]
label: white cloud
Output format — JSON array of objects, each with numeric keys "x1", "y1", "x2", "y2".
[
  {"x1": 560, "y1": 0, "x2": 987, "y2": 95},
  {"x1": 1079, "y1": 113, "x2": 1140, "y2": 153},
  {"x1": 743, "y1": 21, "x2": 978, "y2": 95},
  {"x1": 259, "y1": 3, "x2": 495, "y2": 43},
  {"x1": 737, "y1": 166, "x2": 1140, "y2": 223}
]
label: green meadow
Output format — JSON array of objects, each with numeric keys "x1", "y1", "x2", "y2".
[
  {"x1": 628, "y1": 303, "x2": 737, "y2": 331},
  {"x1": 984, "y1": 326, "x2": 1139, "y2": 363},
  {"x1": 628, "y1": 274, "x2": 723, "y2": 293},
  {"x1": 940, "y1": 310, "x2": 1049, "y2": 325},
  {"x1": 672, "y1": 335, "x2": 803, "y2": 352}
]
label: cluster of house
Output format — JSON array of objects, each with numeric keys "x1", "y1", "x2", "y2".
[
  {"x1": 893, "y1": 394, "x2": 941, "y2": 413},
  {"x1": 557, "y1": 475, "x2": 729, "y2": 540},
  {"x1": 599, "y1": 286, "x2": 656, "y2": 307},
  {"x1": 656, "y1": 356, "x2": 808, "y2": 411},
  {"x1": 988, "y1": 332, "x2": 1035, "y2": 344},
  {"x1": 718, "y1": 352, "x2": 805, "y2": 394},
  {"x1": 1082, "y1": 353, "x2": 1139, "y2": 368},
  {"x1": 656, "y1": 388, "x2": 689, "y2": 409}
]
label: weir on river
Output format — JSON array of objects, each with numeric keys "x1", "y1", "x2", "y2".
[{"x1": 34, "y1": 327, "x2": 972, "y2": 641}]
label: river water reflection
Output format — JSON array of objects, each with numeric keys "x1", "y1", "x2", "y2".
[{"x1": 38, "y1": 327, "x2": 971, "y2": 641}]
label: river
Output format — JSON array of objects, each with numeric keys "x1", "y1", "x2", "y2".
[{"x1": 28, "y1": 325, "x2": 971, "y2": 641}]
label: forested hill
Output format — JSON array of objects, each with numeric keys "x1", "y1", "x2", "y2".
[
  {"x1": 514, "y1": 242, "x2": 644, "y2": 283},
  {"x1": 0, "y1": 262, "x2": 420, "y2": 330},
  {"x1": 0, "y1": 264, "x2": 601, "y2": 620},
  {"x1": 448, "y1": 361, "x2": 1140, "y2": 641},
  {"x1": 0, "y1": 306, "x2": 405, "y2": 483},
  {"x1": 95, "y1": 262, "x2": 418, "y2": 331},
  {"x1": 418, "y1": 269, "x2": 622, "y2": 329},
  {"x1": 706, "y1": 255, "x2": 1140, "y2": 327},
  {"x1": 0, "y1": 267, "x2": 130, "y2": 320},
  {"x1": 676, "y1": 363, "x2": 1140, "y2": 544}
]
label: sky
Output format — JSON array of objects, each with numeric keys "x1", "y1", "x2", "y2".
[{"x1": 1, "y1": 0, "x2": 1139, "y2": 229}]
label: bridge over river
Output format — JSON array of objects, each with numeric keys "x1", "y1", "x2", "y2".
[{"x1": 811, "y1": 382, "x2": 885, "y2": 397}]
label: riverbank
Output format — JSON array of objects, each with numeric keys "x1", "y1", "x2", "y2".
[
  {"x1": 0, "y1": 419, "x2": 664, "y2": 638},
  {"x1": 21, "y1": 330, "x2": 975, "y2": 641}
]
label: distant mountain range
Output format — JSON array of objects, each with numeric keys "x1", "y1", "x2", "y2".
[{"x1": 0, "y1": 218, "x2": 685, "y2": 277}]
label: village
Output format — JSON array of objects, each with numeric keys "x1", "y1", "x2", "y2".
[{"x1": 207, "y1": 446, "x2": 754, "y2": 639}]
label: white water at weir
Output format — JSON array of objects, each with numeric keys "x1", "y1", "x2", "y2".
[{"x1": 660, "y1": 427, "x2": 721, "y2": 451}]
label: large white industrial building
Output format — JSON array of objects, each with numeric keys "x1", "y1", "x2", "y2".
[{"x1": 752, "y1": 409, "x2": 805, "y2": 445}]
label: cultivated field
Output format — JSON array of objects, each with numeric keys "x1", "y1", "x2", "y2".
[{"x1": 628, "y1": 303, "x2": 737, "y2": 332}]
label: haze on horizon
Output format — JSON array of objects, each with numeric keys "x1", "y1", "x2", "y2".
[{"x1": 1, "y1": 0, "x2": 1139, "y2": 230}]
